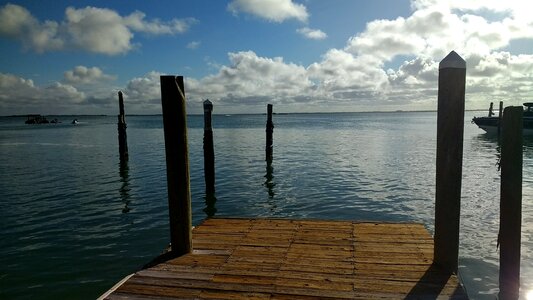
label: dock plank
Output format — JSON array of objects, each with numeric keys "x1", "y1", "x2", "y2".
[{"x1": 102, "y1": 218, "x2": 468, "y2": 299}]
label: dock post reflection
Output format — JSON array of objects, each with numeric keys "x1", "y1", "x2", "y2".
[
  {"x1": 119, "y1": 156, "x2": 131, "y2": 213},
  {"x1": 264, "y1": 158, "x2": 275, "y2": 199},
  {"x1": 203, "y1": 192, "x2": 217, "y2": 217}
]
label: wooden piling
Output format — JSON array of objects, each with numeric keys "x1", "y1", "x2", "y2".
[
  {"x1": 266, "y1": 104, "x2": 274, "y2": 161},
  {"x1": 498, "y1": 101, "x2": 504, "y2": 136},
  {"x1": 499, "y1": 106, "x2": 523, "y2": 300},
  {"x1": 434, "y1": 51, "x2": 466, "y2": 274},
  {"x1": 160, "y1": 75, "x2": 192, "y2": 257},
  {"x1": 489, "y1": 102, "x2": 494, "y2": 117},
  {"x1": 117, "y1": 91, "x2": 128, "y2": 161},
  {"x1": 203, "y1": 99, "x2": 215, "y2": 195}
]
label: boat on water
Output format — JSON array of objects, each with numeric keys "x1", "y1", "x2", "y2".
[{"x1": 472, "y1": 102, "x2": 533, "y2": 134}]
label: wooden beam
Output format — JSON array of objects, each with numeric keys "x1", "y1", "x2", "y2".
[
  {"x1": 160, "y1": 75, "x2": 192, "y2": 257},
  {"x1": 434, "y1": 51, "x2": 466, "y2": 274},
  {"x1": 499, "y1": 106, "x2": 523, "y2": 300}
]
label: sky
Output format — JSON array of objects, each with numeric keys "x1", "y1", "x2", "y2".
[{"x1": 1, "y1": 0, "x2": 533, "y2": 115}]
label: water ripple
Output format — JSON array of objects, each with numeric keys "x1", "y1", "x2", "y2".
[{"x1": 1, "y1": 113, "x2": 533, "y2": 299}]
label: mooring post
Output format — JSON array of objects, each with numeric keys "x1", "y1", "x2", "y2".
[
  {"x1": 499, "y1": 106, "x2": 523, "y2": 300},
  {"x1": 117, "y1": 91, "x2": 128, "y2": 161},
  {"x1": 266, "y1": 104, "x2": 274, "y2": 161},
  {"x1": 160, "y1": 75, "x2": 192, "y2": 257},
  {"x1": 203, "y1": 99, "x2": 215, "y2": 195},
  {"x1": 434, "y1": 51, "x2": 466, "y2": 274},
  {"x1": 498, "y1": 101, "x2": 504, "y2": 136},
  {"x1": 489, "y1": 102, "x2": 494, "y2": 117}
]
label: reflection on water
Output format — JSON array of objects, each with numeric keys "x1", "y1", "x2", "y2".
[
  {"x1": 2, "y1": 113, "x2": 533, "y2": 299},
  {"x1": 264, "y1": 158, "x2": 275, "y2": 198},
  {"x1": 465, "y1": 131, "x2": 533, "y2": 299},
  {"x1": 203, "y1": 192, "x2": 217, "y2": 217},
  {"x1": 470, "y1": 132, "x2": 501, "y2": 169},
  {"x1": 119, "y1": 157, "x2": 131, "y2": 213}
]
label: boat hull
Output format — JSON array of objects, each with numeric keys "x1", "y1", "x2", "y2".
[{"x1": 472, "y1": 116, "x2": 533, "y2": 135}]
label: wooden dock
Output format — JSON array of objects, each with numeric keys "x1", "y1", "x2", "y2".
[{"x1": 101, "y1": 218, "x2": 467, "y2": 299}]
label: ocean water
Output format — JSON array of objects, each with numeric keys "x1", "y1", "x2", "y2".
[{"x1": 0, "y1": 112, "x2": 531, "y2": 299}]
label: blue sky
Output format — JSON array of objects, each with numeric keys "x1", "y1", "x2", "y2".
[{"x1": 1, "y1": 0, "x2": 533, "y2": 115}]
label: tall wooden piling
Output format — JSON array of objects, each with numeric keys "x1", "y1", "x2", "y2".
[
  {"x1": 489, "y1": 102, "x2": 494, "y2": 117},
  {"x1": 498, "y1": 101, "x2": 504, "y2": 136},
  {"x1": 266, "y1": 104, "x2": 274, "y2": 161},
  {"x1": 434, "y1": 51, "x2": 466, "y2": 274},
  {"x1": 117, "y1": 91, "x2": 128, "y2": 161},
  {"x1": 499, "y1": 106, "x2": 523, "y2": 300},
  {"x1": 203, "y1": 99, "x2": 215, "y2": 195},
  {"x1": 160, "y1": 75, "x2": 192, "y2": 257}
]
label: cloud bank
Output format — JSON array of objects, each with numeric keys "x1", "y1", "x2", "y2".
[
  {"x1": 0, "y1": 4, "x2": 197, "y2": 55},
  {"x1": 1, "y1": 1, "x2": 533, "y2": 115}
]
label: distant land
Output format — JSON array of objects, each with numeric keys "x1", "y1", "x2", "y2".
[{"x1": 4, "y1": 109, "x2": 489, "y2": 118}]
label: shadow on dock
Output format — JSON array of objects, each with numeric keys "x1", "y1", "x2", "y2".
[{"x1": 406, "y1": 263, "x2": 465, "y2": 299}]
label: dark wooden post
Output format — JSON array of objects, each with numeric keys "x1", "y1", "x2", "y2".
[
  {"x1": 117, "y1": 91, "x2": 128, "y2": 161},
  {"x1": 160, "y1": 75, "x2": 192, "y2": 256},
  {"x1": 499, "y1": 106, "x2": 522, "y2": 300},
  {"x1": 266, "y1": 104, "x2": 274, "y2": 161},
  {"x1": 498, "y1": 101, "x2": 504, "y2": 136},
  {"x1": 489, "y1": 102, "x2": 494, "y2": 117},
  {"x1": 203, "y1": 99, "x2": 215, "y2": 195},
  {"x1": 434, "y1": 51, "x2": 466, "y2": 274}
]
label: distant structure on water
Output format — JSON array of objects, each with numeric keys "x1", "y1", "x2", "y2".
[{"x1": 25, "y1": 114, "x2": 58, "y2": 124}]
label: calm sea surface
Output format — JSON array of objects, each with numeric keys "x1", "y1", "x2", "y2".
[{"x1": 0, "y1": 112, "x2": 532, "y2": 299}]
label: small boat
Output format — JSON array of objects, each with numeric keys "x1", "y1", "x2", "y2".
[
  {"x1": 71, "y1": 119, "x2": 79, "y2": 124},
  {"x1": 472, "y1": 102, "x2": 533, "y2": 134}
]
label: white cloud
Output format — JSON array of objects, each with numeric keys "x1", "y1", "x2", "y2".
[
  {"x1": 0, "y1": 4, "x2": 64, "y2": 52},
  {"x1": 3, "y1": 2, "x2": 533, "y2": 114},
  {"x1": 64, "y1": 66, "x2": 115, "y2": 84},
  {"x1": 122, "y1": 71, "x2": 163, "y2": 110},
  {"x1": 346, "y1": 1, "x2": 533, "y2": 62},
  {"x1": 297, "y1": 27, "x2": 327, "y2": 40},
  {"x1": 228, "y1": 0, "x2": 308, "y2": 23},
  {"x1": 0, "y1": 73, "x2": 86, "y2": 114},
  {"x1": 188, "y1": 51, "x2": 314, "y2": 107},
  {"x1": 187, "y1": 41, "x2": 201, "y2": 49},
  {"x1": 124, "y1": 11, "x2": 197, "y2": 35},
  {"x1": 0, "y1": 4, "x2": 197, "y2": 55},
  {"x1": 64, "y1": 6, "x2": 134, "y2": 55}
]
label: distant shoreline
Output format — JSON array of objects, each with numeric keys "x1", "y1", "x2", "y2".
[{"x1": 3, "y1": 109, "x2": 487, "y2": 118}]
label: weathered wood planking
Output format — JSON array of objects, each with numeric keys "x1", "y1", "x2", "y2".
[{"x1": 102, "y1": 218, "x2": 467, "y2": 299}]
